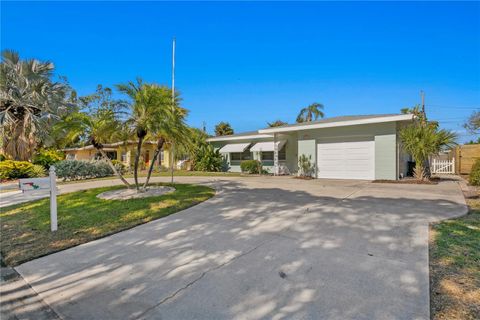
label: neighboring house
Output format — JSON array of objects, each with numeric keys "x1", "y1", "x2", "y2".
[
  {"x1": 207, "y1": 114, "x2": 414, "y2": 180},
  {"x1": 63, "y1": 141, "x2": 172, "y2": 169}
]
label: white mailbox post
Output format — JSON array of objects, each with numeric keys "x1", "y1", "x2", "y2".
[{"x1": 19, "y1": 166, "x2": 58, "y2": 232}]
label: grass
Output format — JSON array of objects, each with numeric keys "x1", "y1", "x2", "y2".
[
  {"x1": 0, "y1": 183, "x2": 215, "y2": 266},
  {"x1": 430, "y1": 198, "x2": 480, "y2": 319}
]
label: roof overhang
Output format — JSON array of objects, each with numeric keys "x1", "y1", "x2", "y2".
[
  {"x1": 258, "y1": 114, "x2": 414, "y2": 134},
  {"x1": 207, "y1": 134, "x2": 273, "y2": 142}
]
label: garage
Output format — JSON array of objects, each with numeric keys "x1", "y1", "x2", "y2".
[{"x1": 317, "y1": 139, "x2": 375, "y2": 180}]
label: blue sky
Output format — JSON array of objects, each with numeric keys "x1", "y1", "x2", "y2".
[{"x1": 2, "y1": 1, "x2": 479, "y2": 141}]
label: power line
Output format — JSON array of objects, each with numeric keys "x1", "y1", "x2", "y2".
[{"x1": 427, "y1": 104, "x2": 479, "y2": 110}]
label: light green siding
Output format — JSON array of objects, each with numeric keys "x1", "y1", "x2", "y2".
[
  {"x1": 297, "y1": 139, "x2": 317, "y2": 175},
  {"x1": 211, "y1": 121, "x2": 403, "y2": 179},
  {"x1": 375, "y1": 134, "x2": 397, "y2": 180},
  {"x1": 297, "y1": 122, "x2": 398, "y2": 180}
]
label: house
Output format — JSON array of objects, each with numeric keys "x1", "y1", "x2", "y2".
[
  {"x1": 63, "y1": 141, "x2": 172, "y2": 170},
  {"x1": 207, "y1": 114, "x2": 414, "y2": 180}
]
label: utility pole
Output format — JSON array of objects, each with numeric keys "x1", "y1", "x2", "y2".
[{"x1": 170, "y1": 38, "x2": 176, "y2": 184}]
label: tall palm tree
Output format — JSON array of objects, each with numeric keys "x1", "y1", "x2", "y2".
[
  {"x1": 0, "y1": 50, "x2": 73, "y2": 160},
  {"x1": 296, "y1": 103, "x2": 325, "y2": 123},
  {"x1": 117, "y1": 80, "x2": 178, "y2": 190},
  {"x1": 214, "y1": 122, "x2": 234, "y2": 136},
  {"x1": 400, "y1": 121, "x2": 457, "y2": 180},
  {"x1": 142, "y1": 99, "x2": 189, "y2": 189}
]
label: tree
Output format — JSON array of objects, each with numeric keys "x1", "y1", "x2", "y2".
[
  {"x1": 117, "y1": 80, "x2": 159, "y2": 190},
  {"x1": 59, "y1": 85, "x2": 131, "y2": 187},
  {"x1": 214, "y1": 122, "x2": 234, "y2": 136},
  {"x1": 296, "y1": 103, "x2": 324, "y2": 123},
  {"x1": 0, "y1": 50, "x2": 75, "y2": 160},
  {"x1": 142, "y1": 90, "x2": 189, "y2": 189},
  {"x1": 176, "y1": 127, "x2": 208, "y2": 172},
  {"x1": 195, "y1": 144, "x2": 223, "y2": 172},
  {"x1": 267, "y1": 120, "x2": 288, "y2": 127},
  {"x1": 464, "y1": 110, "x2": 480, "y2": 135},
  {"x1": 400, "y1": 120, "x2": 456, "y2": 180}
]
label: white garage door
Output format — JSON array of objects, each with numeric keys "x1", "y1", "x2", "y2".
[{"x1": 317, "y1": 140, "x2": 375, "y2": 180}]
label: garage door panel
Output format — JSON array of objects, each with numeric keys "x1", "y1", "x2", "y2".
[{"x1": 317, "y1": 140, "x2": 374, "y2": 180}]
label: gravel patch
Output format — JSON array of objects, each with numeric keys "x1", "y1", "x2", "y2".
[{"x1": 97, "y1": 186, "x2": 175, "y2": 200}]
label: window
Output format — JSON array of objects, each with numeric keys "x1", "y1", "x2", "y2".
[
  {"x1": 66, "y1": 153, "x2": 75, "y2": 160},
  {"x1": 121, "y1": 152, "x2": 127, "y2": 162},
  {"x1": 261, "y1": 146, "x2": 286, "y2": 161},
  {"x1": 230, "y1": 150, "x2": 251, "y2": 162},
  {"x1": 261, "y1": 152, "x2": 274, "y2": 161},
  {"x1": 160, "y1": 150, "x2": 165, "y2": 162},
  {"x1": 106, "y1": 151, "x2": 117, "y2": 160}
]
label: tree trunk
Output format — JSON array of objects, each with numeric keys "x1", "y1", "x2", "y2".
[
  {"x1": 143, "y1": 137, "x2": 165, "y2": 189},
  {"x1": 414, "y1": 161, "x2": 426, "y2": 181},
  {"x1": 134, "y1": 135, "x2": 144, "y2": 191},
  {"x1": 96, "y1": 148, "x2": 131, "y2": 188}
]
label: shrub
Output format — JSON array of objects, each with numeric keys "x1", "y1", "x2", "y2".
[
  {"x1": 298, "y1": 154, "x2": 315, "y2": 177},
  {"x1": 0, "y1": 160, "x2": 40, "y2": 180},
  {"x1": 32, "y1": 149, "x2": 64, "y2": 169},
  {"x1": 469, "y1": 159, "x2": 480, "y2": 186},
  {"x1": 112, "y1": 160, "x2": 128, "y2": 175},
  {"x1": 55, "y1": 160, "x2": 114, "y2": 181},
  {"x1": 240, "y1": 160, "x2": 261, "y2": 174},
  {"x1": 0, "y1": 154, "x2": 6, "y2": 161},
  {"x1": 194, "y1": 145, "x2": 223, "y2": 172},
  {"x1": 30, "y1": 164, "x2": 47, "y2": 177}
]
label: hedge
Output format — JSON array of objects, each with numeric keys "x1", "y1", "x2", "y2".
[{"x1": 55, "y1": 160, "x2": 113, "y2": 181}]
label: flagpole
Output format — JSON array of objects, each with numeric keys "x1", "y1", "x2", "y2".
[{"x1": 170, "y1": 37, "x2": 176, "y2": 184}]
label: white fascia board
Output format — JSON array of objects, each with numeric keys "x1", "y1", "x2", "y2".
[
  {"x1": 207, "y1": 134, "x2": 273, "y2": 142},
  {"x1": 258, "y1": 114, "x2": 414, "y2": 134}
]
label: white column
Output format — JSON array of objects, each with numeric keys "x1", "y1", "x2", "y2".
[
  {"x1": 274, "y1": 133, "x2": 279, "y2": 175},
  {"x1": 49, "y1": 166, "x2": 58, "y2": 232}
]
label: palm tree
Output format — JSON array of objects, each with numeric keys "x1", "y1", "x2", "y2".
[
  {"x1": 0, "y1": 50, "x2": 74, "y2": 160},
  {"x1": 140, "y1": 87, "x2": 189, "y2": 189},
  {"x1": 59, "y1": 86, "x2": 131, "y2": 187},
  {"x1": 400, "y1": 121, "x2": 457, "y2": 180},
  {"x1": 267, "y1": 120, "x2": 288, "y2": 127},
  {"x1": 214, "y1": 122, "x2": 234, "y2": 136},
  {"x1": 118, "y1": 81, "x2": 159, "y2": 190},
  {"x1": 296, "y1": 103, "x2": 325, "y2": 123}
]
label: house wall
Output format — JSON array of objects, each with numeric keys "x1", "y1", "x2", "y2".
[
  {"x1": 65, "y1": 144, "x2": 172, "y2": 170},
  {"x1": 296, "y1": 122, "x2": 399, "y2": 180},
  {"x1": 211, "y1": 136, "x2": 296, "y2": 173}
]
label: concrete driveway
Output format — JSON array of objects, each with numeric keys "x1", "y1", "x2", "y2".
[{"x1": 8, "y1": 177, "x2": 467, "y2": 319}]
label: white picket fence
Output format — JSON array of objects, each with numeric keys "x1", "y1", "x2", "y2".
[{"x1": 431, "y1": 158, "x2": 455, "y2": 174}]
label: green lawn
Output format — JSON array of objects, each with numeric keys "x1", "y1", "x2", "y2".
[
  {"x1": 430, "y1": 198, "x2": 480, "y2": 319},
  {"x1": 0, "y1": 183, "x2": 215, "y2": 266}
]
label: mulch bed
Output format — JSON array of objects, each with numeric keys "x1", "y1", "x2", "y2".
[{"x1": 372, "y1": 179, "x2": 438, "y2": 185}]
